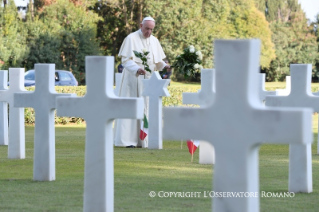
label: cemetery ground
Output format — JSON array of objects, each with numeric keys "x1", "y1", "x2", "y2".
[
  {"x1": 0, "y1": 119, "x2": 318, "y2": 211},
  {"x1": 1, "y1": 82, "x2": 319, "y2": 211}
]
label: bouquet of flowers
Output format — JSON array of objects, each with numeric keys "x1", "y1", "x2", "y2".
[
  {"x1": 133, "y1": 49, "x2": 151, "y2": 73},
  {"x1": 172, "y1": 45, "x2": 203, "y2": 78}
]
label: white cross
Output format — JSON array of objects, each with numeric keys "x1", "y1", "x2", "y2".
[
  {"x1": 142, "y1": 72, "x2": 170, "y2": 149},
  {"x1": 312, "y1": 88, "x2": 319, "y2": 154},
  {"x1": 276, "y1": 76, "x2": 291, "y2": 96},
  {"x1": 0, "y1": 68, "x2": 26, "y2": 158},
  {"x1": 163, "y1": 40, "x2": 312, "y2": 212},
  {"x1": 266, "y1": 64, "x2": 316, "y2": 193},
  {"x1": 0, "y1": 71, "x2": 8, "y2": 146},
  {"x1": 183, "y1": 69, "x2": 215, "y2": 164},
  {"x1": 56, "y1": 56, "x2": 144, "y2": 212},
  {"x1": 114, "y1": 73, "x2": 122, "y2": 96},
  {"x1": 183, "y1": 69, "x2": 215, "y2": 106},
  {"x1": 258, "y1": 73, "x2": 276, "y2": 103},
  {"x1": 14, "y1": 64, "x2": 74, "y2": 181}
]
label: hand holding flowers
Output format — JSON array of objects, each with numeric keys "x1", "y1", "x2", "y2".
[{"x1": 133, "y1": 49, "x2": 152, "y2": 73}]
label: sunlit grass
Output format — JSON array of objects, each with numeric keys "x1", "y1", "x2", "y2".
[
  {"x1": 1, "y1": 82, "x2": 319, "y2": 211},
  {"x1": 0, "y1": 117, "x2": 318, "y2": 211}
]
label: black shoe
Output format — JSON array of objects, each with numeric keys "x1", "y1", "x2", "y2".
[{"x1": 126, "y1": 145, "x2": 135, "y2": 148}]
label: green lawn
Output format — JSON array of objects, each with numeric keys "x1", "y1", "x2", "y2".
[
  {"x1": 169, "y1": 80, "x2": 319, "y2": 94},
  {"x1": 0, "y1": 114, "x2": 319, "y2": 211}
]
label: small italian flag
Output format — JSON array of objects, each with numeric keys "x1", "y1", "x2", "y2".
[
  {"x1": 139, "y1": 114, "x2": 148, "y2": 140},
  {"x1": 187, "y1": 140, "x2": 200, "y2": 155}
]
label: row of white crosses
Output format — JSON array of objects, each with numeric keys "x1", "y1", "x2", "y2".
[
  {"x1": 0, "y1": 69, "x2": 26, "y2": 159},
  {"x1": 266, "y1": 64, "x2": 316, "y2": 193},
  {"x1": 181, "y1": 71, "x2": 278, "y2": 165},
  {"x1": 0, "y1": 40, "x2": 315, "y2": 212},
  {"x1": 114, "y1": 71, "x2": 170, "y2": 149},
  {"x1": 182, "y1": 62, "x2": 316, "y2": 195},
  {"x1": 183, "y1": 69, "x2": 216, "y2": 164},
  {"x1": 163, "y1": 40, "x2": 313, "y2": 212},
  {"x1": 0, "y1": 66, "x2": 74, "y2": 180},
  {"x1": 0, "y1": 57, "x2": 170, "y2": 211},
  {"x1": 274, "y1": 76, "x2": 319, "y2": 157}
]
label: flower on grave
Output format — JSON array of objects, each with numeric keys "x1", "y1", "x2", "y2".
[
  {"x1": 133, "y1": 49, "x2": 151, "y2": 73},
  {"x1": 172, "y1": 45, "x2": 203, "y2": 78},
  {"x1": 196, "y1": 50, "x2": 203, "y2": 60}
]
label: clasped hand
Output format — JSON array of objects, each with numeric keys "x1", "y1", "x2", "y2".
[{"x1": 137, "y1": 68, "x2": 147, "y2": 75}]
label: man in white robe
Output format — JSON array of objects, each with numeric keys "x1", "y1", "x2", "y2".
[{"x1": 114, "y1": 17, "x2": 169, "y2": 148}]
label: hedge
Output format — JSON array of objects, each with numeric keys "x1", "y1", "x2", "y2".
[{"x1": 17, "y1": 85, "x2": 316, "y2": 124}]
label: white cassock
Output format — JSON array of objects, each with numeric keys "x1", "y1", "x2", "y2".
[{"x1": 114, "y1": 29, "x2": 167, "y2": 147}]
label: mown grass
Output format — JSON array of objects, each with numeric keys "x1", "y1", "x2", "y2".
[
  {"x1": 170, "y1": 81, "x2": 319, "y2": 90},
  {"x1": 0, "y1": 116, "x2": 318, "y2": 211},
  {"x1": 1, "y1": 82, "x2": 319, "y2": 211}
]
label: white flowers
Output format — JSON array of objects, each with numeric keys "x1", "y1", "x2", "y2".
[
  {"x1": 193, "y1": 63, "x2": 203, "y2": 69},
  {"x1": 189, "y1": 45, "x2": 195, "y2": 53},
  {"x1": 172, "y1": 44, "x2": 204, "y2": 78},
  {"x1": 142, "y1": 48, "x2": 147, "y2": 53},
  {"x1": 196, "y1": 50, "x2": 203, "y2": 60}
]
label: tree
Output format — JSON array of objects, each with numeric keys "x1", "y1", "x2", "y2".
[
  {"x1": 23, "y1": 0, "x2": 102, "y2": 84},
  {"x1": 255, "y1": 0, "x2": 318, "y2": 81},
  {"x1": 0, "y1": 0, "x2": 28, "y2": 70},
  {"x1": 144, "y1": 0, "x2": 274, "y2": 81}
]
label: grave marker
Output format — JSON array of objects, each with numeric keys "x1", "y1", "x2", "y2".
[
  {"x1": 56, "y1": 56, "x2": 144, "y2": 211},
  {"x1": 142, "y1": 72, "x2": 170, "y2": 149},
  {"x1": 258, "y1": 73, "x2": 276, "y2": 103},
  {"x1": 312, "y1": 89, "x2": 319, "y2": 154},
  {"x1": 163, "y1": 40, "x2": 312, "y2": 212},
  {"x1": 266, "y1": 64, "x2": 316, "y2": 193},
  {"x1": 0, "y1": 69, "x2": 26, "y2": 158},
  {"x1": 183, "y1": 69, "x2": 215, "y2": 164},
  {"x1": 0, "y1": 71, "x2": 8, "y2": 146},
  {"x1": 276, "y1": 76, "x2": 291, "y2": 96},
  {"x1": 14, "y1": 64, "x2": 74, "y2": 181}
]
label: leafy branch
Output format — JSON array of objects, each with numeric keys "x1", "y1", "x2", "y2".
[{"x1": 133, "y1": 50, "x2": 152, "y2": 73}]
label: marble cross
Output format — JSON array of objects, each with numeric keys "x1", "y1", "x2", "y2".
[
  {"x1": 142, "y1": 72, "x2": 170, "y2": 149},
  {"x1": 312, "y1": 87, "x2": 319, "y2": 154},
  {"x1": 0, "y1": 71, "x2": 8, "y2": 146},
  {"x1": 276, "y1": 76, "x2": 291, "y2": 96},
  {"x1": 163, "y1": 40, "x2": 312, "y2": 212},
  {"x1": 14, "y1": 64, "x2": 74, "y2": 181},
  {"x1": 182, "y1": 69, "x2": 215, "y2": 164},
  {"x1": 258, "y1": 73, "x2": 276, "y2": 103},
  {"x1": 0, "y1": 69, "x2": 26, "y2": 158},
  {"x1": 266, "y1": 64, "x2": 316, "y2": 193},
  {"x1": 56, "y1": 56, "x2": 144, "y2": 212},
  {"x1": 114, "y1": 73, "x2": 122, "y2": 96}
]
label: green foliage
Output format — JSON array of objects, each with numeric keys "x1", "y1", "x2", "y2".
[
  {"x1": 133, "y1": 50, "x2": 151, "y2": 73},
  {"x1": 90, "y1": 0, "x2": 274, "y2": 82},
  {"x1": 22, "y1": 0, "x2": 102, "y2": 84},
  {"x1": 144, "y1": 0, "x2": 274, "y2": 81},
  {"x1": 172, "y1": 45, "x2": 202, "y2": 79},
  {"x1": 24, "y1": 86, "x2": 86, "y2": 124},
  {"x1": 21, "y1": 85, "x2": 200, "y2": 124},
  {"x1": 0, "y1": 0, "x2": 28, "y2": 69},
  {"x1": 90, "y1": 0, "x2": 140, "y2": 62},
  {"x1": 314, "y1": 14, "x2": 319, "y2": 80},
  {"x1": 255, "y1": 0, "x2": 318, "y2": 81}
]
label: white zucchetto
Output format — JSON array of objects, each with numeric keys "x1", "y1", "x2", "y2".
[{"x1": 142, "y1": 17, "x2": 155, "y2": 23}]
